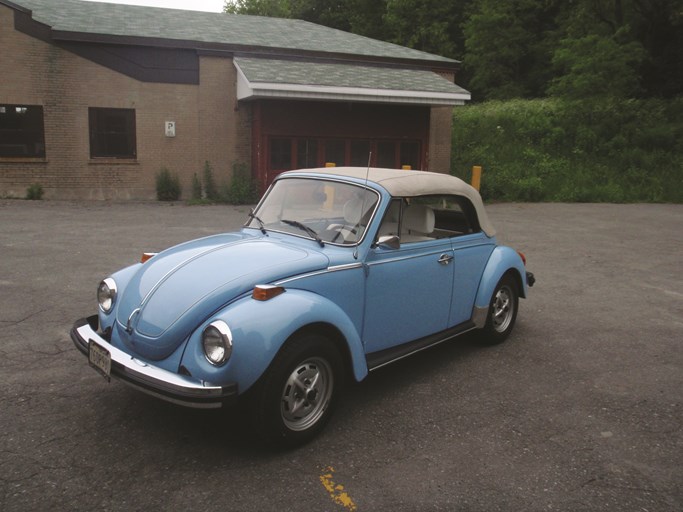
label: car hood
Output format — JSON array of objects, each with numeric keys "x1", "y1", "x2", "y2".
[{"x1": 115, "y1": 233, "x2": 328, "y2": 360}]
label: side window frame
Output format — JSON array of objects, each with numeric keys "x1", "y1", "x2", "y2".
[
  {"x1": 88, "y1": 107, "x2": 137, "y2": 159},
  {"x1": 375, "y1": 194, "x2": 482, "y2": 246},
  {"x1": 0, "y1": 104, "x2": 46, "y2": 158}
]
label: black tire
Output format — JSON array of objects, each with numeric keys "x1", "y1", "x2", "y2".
[
  {"x1": 478, "y1": 273, "x2": 519, "y2": 345},
  {"x1": 249, "y1": 333, "x2": 343, "y2": 448}
]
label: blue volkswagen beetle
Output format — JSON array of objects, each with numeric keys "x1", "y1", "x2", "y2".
[{"x1": 72, "y1": 167, "x2": 534, "y2": 446}]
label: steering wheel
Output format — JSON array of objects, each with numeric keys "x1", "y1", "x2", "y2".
[{"x1": 330, "y1": 224, "x2": 358, "y2": 243}]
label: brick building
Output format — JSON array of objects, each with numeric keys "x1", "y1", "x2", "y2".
[{"x1": 0, "y1": 0, "x2": 470, "y2": 200}]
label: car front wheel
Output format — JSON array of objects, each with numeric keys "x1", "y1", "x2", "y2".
[
  {"x1": 249, "y1": 334, "x2": 342, "y2": 448},
  {"x1": 479, "y1": 273, "x2": 519, "y2": 345}
]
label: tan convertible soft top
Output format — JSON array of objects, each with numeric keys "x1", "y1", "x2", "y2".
[{"x1": 285, "y1": 167, "x2": 497, "y2": 237}]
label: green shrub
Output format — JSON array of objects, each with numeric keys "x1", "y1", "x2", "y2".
[
  {"x1": 203, "y1": 161, "x2": 219, "y2": 201},
  {"x1": 452, "y1": 97, "x2": 683, "y2": 203},
  {"x1": 191, "y1": 172, "x2": 203, "y2": 200},
  {"x1": 26, "y1": 183, "x2": 44, "y2": 200},
  {"x1": 222, "y1": 162, "x2": 258, "y2": 204},
  {"x1": 155, "y1": 168, "x2": 181, "y2": 201}
]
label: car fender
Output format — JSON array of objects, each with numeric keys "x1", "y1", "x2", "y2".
[
  {"x1": 98, "y1": 262, "x2": 142, "y2": 331},
  {"x1": 474, "y1": 246, "x2": 527, "y2": 312},
  {"x1": 180, "y1": 288, "x2": 368, "y2": 395}
]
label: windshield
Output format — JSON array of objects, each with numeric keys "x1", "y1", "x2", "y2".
[{"x1": 248, "y1": 178, "x2": 379, "y2": 246}]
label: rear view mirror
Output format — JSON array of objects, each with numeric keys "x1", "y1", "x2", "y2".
[{"x1": 374, "y1": 235, "x2": 400, "y2": 250}]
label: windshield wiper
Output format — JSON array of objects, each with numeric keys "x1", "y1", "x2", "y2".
[
  {"x1": 248, "y1": 210, "x2": 267, "y2": 235},
  {"x1": 281, "y1": 219, "x2": 324, "y2": 247}
]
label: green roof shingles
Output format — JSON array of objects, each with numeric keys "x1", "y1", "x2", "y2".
[
  {"x1": 235, "y1": 57, "x2": 468, "y2": 95},
  {"x1": 13, "y1": 0, "x2": 457, "y2": 65}
]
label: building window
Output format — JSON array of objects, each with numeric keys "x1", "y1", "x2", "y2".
[
  {"x1": 350, "y1": 140, "x2": 371, "y2": 166},
  {"x1": 297, "y1": 139, "x2": 318, "y2": 168},
  {"x1": 270, "y1": 138, "x2": 292, "y2": 170},
  {"x1": 267, "y1": 136, "x2": 422, "y2": 173},
  {"x1": 89, "y1": 108, "x2": 136, "y2": 158},
  {"x1": 324, "y1": 139, "x2": 345, "y2": 167},
  {"x1": 377, "y1": 140, "x2": 397, "y2": 168},
  {"x1": 400, "y1": 141, "x2": 420, "y2": 170},
  {"x1": 0, "y1": 104, "x2": 46, "y2": 158}
]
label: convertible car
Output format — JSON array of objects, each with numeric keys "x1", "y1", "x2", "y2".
[{"x1": 72, "y1": 167, "x2": 534, "y2": 446}]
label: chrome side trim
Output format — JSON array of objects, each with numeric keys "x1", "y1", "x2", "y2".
[
  {"x1": 275, "y1": 262, "x2": 363, "y2": 285},
  {"x1": 367, "y1": 322, "x2": 478, "y2": 372},
  {"x1": 327, "y1": 263, "x2": 364, "y2": 272},
  {"x1": 365, "y1": 249, "x2": 452, "y2": 267},
  {"x1": 71, "y1": 317, "x2": 236, "y2": 409}
]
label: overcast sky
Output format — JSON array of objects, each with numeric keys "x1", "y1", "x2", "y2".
[{"x1": 84, "y1": 0, "x2": 227, "y2": 13}]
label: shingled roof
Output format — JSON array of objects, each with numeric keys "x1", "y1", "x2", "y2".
[
  {"x1": 235, "y1": 56, "x2": 470, "y2": 105},
  {"x1": 8, "y1": 0, "x2": 458, "y2": 67},
  {"x1": 5, "y1": 0, "x2": 470, "y2": 104}
]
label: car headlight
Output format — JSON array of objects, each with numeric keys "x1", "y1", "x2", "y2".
[
  {"x1": 97, "y1": 278, "x2": 117, "y2": 313},
  {"x1": 202, "y1": 320, "x2": 233, "y2": 366}
]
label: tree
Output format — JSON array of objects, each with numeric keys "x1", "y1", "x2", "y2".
[
  {"x1": 223, "y1": 0, "x2": 292, "y2": 17},
  {"x1": 630, "y1": 0, "x2": 683, "y2": 97},
  {"x1": 547, "y1": 31, "x2": 645, "y2": 99},
  {"x1": 463, "y1": 0, "x2": 562, "y2": 100},
  {"x1": 384, "y1": 0, "x2": 472, "y2": 59},
  {"x1": 549, "y1": 0, "x2": 681, "y2": 99}
]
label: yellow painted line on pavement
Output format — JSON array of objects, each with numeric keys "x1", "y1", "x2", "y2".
[{"x1": 320, "y1": 466, "x2": 357, "y2": 511}]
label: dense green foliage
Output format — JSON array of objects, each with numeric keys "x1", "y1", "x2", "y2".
[
  {"x1": 155, "y1": 168, "x2": 182, "y2": 201},
  {"x1": 220, "y1": 162, "x2": 259, "y2": 204},
  {"x1": 25, "y1": 183, "x2": 44, "y2": 200},
  {"x1": 188, "y1": 162, "x2": 258, "y2": 205},
  {"x1": 451, "y1": 98, "x2": 683, "y2": 202}
]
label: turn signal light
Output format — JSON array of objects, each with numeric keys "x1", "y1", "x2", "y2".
[
  {"x1": 252, "y1": 285, "x2": 285, "y2": 301},
  {"x1": 517, "y1": 251, "x2": 527, "y2": 266},
  {"x1": 141, "y1": 252, "x2": 157, "y2": 263}
]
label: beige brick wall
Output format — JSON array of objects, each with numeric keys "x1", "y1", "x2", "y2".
[
  {"x1": 0, "y1": 5, "x2": 248, "y2": 200},
  {"x1": 428, "y1": 106, "x2": 454, "y2": 173},
  {"x1": 427, "y1": 69, "x2": 456, "y2": 174}
]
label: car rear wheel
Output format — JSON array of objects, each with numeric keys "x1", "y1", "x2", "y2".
[
  {"x1": 249, "y1": 333, "x2": 342, "y2": 448},
  {"x1": 479, "y1": 274, "x2": 519, "y2": 345}
]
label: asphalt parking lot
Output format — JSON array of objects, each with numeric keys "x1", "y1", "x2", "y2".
[{"x1": 1, "y1": 199, "x2": 681, "y2": 511}]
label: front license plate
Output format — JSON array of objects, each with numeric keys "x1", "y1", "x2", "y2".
[{"x1": 89, "y1": 340, "x2": 111, "y2": 381}]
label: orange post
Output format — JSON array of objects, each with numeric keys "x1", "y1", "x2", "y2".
[{"x1": 471, "y1": 165, "x2": 482, "y2": 191}]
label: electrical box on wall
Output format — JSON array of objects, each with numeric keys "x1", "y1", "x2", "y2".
[{"x1": 165, "y1": 121, "x2": 176, "y2": 137}]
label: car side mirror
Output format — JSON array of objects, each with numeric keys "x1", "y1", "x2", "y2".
[{"x1": 374, "y1": 235, "x2": 400, "y2": 250}]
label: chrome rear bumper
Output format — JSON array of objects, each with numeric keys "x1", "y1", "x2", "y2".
[{"x1": 71, "y1": 316, "x2": 237, "y2": 409}]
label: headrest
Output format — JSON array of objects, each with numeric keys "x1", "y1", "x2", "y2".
[
  {"x1": 403, "y1": 204, "x2": 435, "y2": 234},
  {"x1": 343, "y1": 197, "x2": 363, "y2": 225}
]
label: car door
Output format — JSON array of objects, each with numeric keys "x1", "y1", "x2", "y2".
[
  {"x1": 430, "y1": 195, "x2": 496, "y2": 326},
  {"x1": 448, "y1": 234, "x2": 495, "y2": 325},
  {"x1": 363, "y1": 199, "x2": 455, "y2": 354}
]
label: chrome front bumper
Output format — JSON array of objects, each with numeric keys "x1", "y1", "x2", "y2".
[{"x1": 71, "y1": 316, "x2": 237, "y2": 409}]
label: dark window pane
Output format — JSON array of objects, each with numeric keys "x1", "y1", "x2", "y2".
[
  {"x1": 89, "y1": 108, "x2": 136, "y2": 158},
  {"x1": 0, "y1": 105, "x2": 46, "y2": 158},
  {"x1": 270, "y1": 138, "x2": 292, "y2": 170},
  {"x1": 324, "y1": 139, "x2": 345, "y2": 167},
  {"x1": 377, "y1": 140, "x2": 396, "y2": 168},
  {"x1": 350, "y1": 140, "x2": 371, "y2": 166},
  {"x1": 400, "y1": 141, "x2": 420, "y2": 170},
  {"x1": 297, "y1": 139, "x2": 318, "y2": 168}
]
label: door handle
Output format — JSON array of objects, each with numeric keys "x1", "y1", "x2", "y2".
[{"x1": 438, "y1": 253, "x2": 454, "y2": 265}]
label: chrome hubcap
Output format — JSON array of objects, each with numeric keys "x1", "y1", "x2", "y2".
[
  {"x1": 492, "y1": 285, "x2": 514, "y2": 333},
  {"x1": 281, "y1": 357, "x2": 333, "y2": 431}
]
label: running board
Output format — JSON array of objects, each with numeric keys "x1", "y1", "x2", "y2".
[{"x1": 366, "y1": 321, "x2": 477, "y2": 372}]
